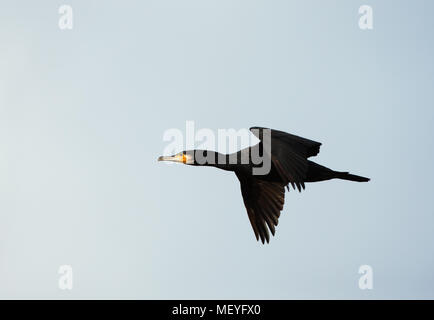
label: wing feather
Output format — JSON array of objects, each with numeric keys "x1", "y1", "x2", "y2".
[{"x1": 236, "y1": 172, "x2": 286, "y2": 244}]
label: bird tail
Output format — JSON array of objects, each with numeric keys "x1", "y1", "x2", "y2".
[{"x1": 334, "y1": 171, "x2": 370, "y2": 182}]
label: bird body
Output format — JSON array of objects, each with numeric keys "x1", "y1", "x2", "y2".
[{"x1": 158, "y1": 127, "x2": 369, "y2": 244}]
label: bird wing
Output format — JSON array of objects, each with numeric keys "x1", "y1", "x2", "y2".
[
  {"x1": 250, "y1": 126, "x2": 322, "y2": 158},
  {"x1": 236, "y1": 172, "x2": 286, "y2": 244},
  {"x1": 250, "y1": 127, "x2": 322, "y2": 191}
]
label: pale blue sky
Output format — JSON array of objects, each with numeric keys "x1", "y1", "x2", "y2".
[{"x1": 1, "y1": 0, "x2": 433, "y2": 299}]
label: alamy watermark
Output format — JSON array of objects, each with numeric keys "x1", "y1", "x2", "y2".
[
  {"x1": 58, "y1": 265, "x2": 73, "y2": 290},
  {"x1": 358, "y1": 264, "x2": 373, "y2": 290},
  {"x1": 359, "y1": 5, "x2": 373, "y2": 30},
  {"x1": 58, "y1": 5, "x2": 73, "y2": 30},
  {"x1": 160, "y1": 121, "x2": 271, "y2": 175}
]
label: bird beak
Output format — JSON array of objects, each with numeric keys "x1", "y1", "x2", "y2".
[{"x1": 157, "y1": 154, "x2": 187, "y2": 164}]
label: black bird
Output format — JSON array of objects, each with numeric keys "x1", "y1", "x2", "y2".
[{"x1": 158, "y1": 127, "x2": 369, "y2": 244}]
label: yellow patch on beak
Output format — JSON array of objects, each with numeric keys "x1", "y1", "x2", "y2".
[{"x1": 173, "y1": 154, "x2": 187, "y2": 163}]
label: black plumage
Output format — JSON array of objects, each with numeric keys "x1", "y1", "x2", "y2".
[{"x1": 158, "y1": 127, "x2": 369, "y2": 243}]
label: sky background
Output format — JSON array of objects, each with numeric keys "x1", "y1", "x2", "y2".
[{"x1": 1, "y1": 0, "x2": 433, "y2": 299}]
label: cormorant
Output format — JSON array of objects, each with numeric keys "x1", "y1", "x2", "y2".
[{"x1": 158, "y1": 127, "x2": 369, "y2": 244}]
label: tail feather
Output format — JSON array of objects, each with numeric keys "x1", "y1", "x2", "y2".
[{"x1": 335, "y1": 171, "x2": 370, "y2": 182}]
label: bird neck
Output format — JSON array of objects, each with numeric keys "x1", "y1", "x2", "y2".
[{"x1": 194, "y1": 150, "x2": 236, "y2": 172}]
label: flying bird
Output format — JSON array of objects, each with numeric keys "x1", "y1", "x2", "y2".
[{"x1": 158, "y1": 127, "x2": 369, "y2": 244}]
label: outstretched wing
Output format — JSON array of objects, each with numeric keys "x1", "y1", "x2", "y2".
[
  {"x1": 250, "y1": 127, "x2": 322, "y2": 191},
  {"x1": 250, "y1": 126, "x2": 322, "y2": 158},
  {"x1": 236, "y1": 172, "x2": 285, "y2": 244}
]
